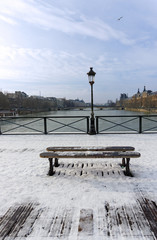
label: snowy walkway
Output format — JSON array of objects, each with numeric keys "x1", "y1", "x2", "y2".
[{"x1": 0, "y1": 134, "x2": 157, "y2": 239}]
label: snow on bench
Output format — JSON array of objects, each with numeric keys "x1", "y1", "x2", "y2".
[
  {"x1": 40, "y1": 146, "x2": 140, "y2": 177},
  {"x1": 46, "y1": 146, "x2": 135, "y2": 152},
  {"x1": 46, "y1": 146, "x2": 135, "y2": 168}
]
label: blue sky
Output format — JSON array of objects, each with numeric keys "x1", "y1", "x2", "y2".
[{"x1": 0, "y1": 0, "x2": 157, "y2": 103}]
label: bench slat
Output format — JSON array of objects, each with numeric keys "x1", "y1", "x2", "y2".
[
  {"x1": 40, "y1": 151, "x2": 140, "y2": 159},
  {"x1": 46, "y1": 146, "x2": 135, "y2": 152}
]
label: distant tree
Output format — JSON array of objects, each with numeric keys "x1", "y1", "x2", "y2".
[
  {"x1": 21, "y1": 97, "x2": 56, "y2": 111},
  {"x1": 0, "y1": 92, "x2": 10, "y2": 109}
]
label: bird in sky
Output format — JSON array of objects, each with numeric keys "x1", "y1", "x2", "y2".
[{"x1": 117, "y1": 16, "x2": 123, "y2": 21}]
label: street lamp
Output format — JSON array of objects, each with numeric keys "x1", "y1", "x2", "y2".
[{"x1": 87, "y1": 67, "x2": 96, "y2": 135}]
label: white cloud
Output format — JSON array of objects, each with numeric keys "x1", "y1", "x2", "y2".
[
  {"x1": 1, "y1": 43, "x2": 157, "y2": 87},
  {"x1": 0, "y1": 0, "x2": 157, "y2": 101},
  {"x1": 0, "y1": 45, "x2": 90, "y2": 82},
  {"x1": 0, "y1": 0, "x2": 133, "y2": 45},
  {"x1": 0, "y1": 15, "x2": 17, "y2": 25}
]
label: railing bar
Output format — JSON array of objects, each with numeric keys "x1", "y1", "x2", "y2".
[
  {"x1": 87, "y1": 117, "x2": 89, "y2": 133},
  {"x1": 98, "y1": 131, "x2": 138, "y2": 134},
  {"x1": 46, "y1": 116, "x2": 88, "y2": 118},
  {"x1": 1, "y1": 116, "x2": 89, "y2": 119},
  {"x1": 1, "y1": 117, "x2": 43, "y2": 121},
  {"x1": 2, "y1": 130, "x2": 43, "y2": 134},
  {"x1": 99, "y1": 128, "x2": 138, "y2": 133},
  {"x1": 2, "y1": 114, "x2": 157, "y2": 119},
  {"x1": 96, "y1": 115, "x2": 157, "y2": 117},
  {"x1": 96, "y1": 116, "x2": 99, "y2": 133}
]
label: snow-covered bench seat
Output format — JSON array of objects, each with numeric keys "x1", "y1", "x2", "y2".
[
  {"x1": 40, "y1": 146, "x2": 140, "y2": 176},
  {"x1": 46, "y1": 146, "x2": 135, "y2": 168}
]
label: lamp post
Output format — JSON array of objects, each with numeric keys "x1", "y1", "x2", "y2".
[{"x1": 87, "y1": 67, "x2": 96, "y2": 135}]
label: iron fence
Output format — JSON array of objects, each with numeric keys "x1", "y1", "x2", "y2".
[
  {"x1": 0, "y1": 116, "x2": 89, "y2": 135},
  {"x1": 0, "y1": 115, "x2": 157, "y2": 135},
  {"x1": 96, "y1": 115, "x2": 157, "y2": 133}
]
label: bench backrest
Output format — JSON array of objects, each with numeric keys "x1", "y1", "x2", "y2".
[{"x1": 46, "y1": 146, "x2": 135, "y2": 152}]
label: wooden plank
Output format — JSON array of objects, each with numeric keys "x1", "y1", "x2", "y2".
[
  {"x1": 137, "y1": 197, "x2": 157, "y2": 238},
  {"x1": 40, "y1": 151, "x2": 140, "y2": 159},
  {"x1": 30, "y1": 207, "x2": 73, "y2": 238},
  {"x1": 97, "y1": 202, "x2": 155, "y2": 239},
  {"x1": 0, "y1": 203, "x2": 34, "y2": 239},
  {"x1": 17, "y1": 207, "x2": 43, "y2": 237},
  {"x1": 131, "y1": 204, "x2": 155, "y2": 238},
  {"x1": 47, "y1": 146, "x2": 135, "y2": 152},
  {"x1": 78, "y1": 209, "x2": 93, "y2": 236},
  {"x1": 29, "y1": 208, "x2": 58, "y2": 237}
]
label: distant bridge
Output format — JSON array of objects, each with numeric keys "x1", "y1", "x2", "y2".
[{"x1": 62, "y1": 106, "x2": 120, "y2": 111}]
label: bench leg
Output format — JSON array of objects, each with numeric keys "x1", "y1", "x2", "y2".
[
  {"x1": 122, "y1": 158, "x2": 126, "y2": 167},
  {"x1": 125, "y1": 158, "x2": 130, "y2": 176},
  {"x1": 54, "y1": 158, "x2": 59, "y2": 167},
  {"x1": 48, "y1": 158, "x2": 55, "y2": 176}
]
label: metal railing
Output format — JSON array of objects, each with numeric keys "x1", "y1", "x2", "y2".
[
  {"x1": 0, "y1": 116, "x2": 89, "y2": 135},
  {"x1": 96, "y1": 115, "x2": 157, "y2": 133},
  {"x1": 0, "y1": 115, "x2": 157, "y2": 135}
]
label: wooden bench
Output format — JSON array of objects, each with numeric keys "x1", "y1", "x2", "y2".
[
  {"x1": 46, "y1": 146, "x2": 135, "y2": 166},
  {"x1": 40, "y1": 146, "x2": 140, "y2": 176}
]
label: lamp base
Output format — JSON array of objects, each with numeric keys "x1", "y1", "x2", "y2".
[{"x1": 89, "y1": 117, "x2": 96, "y2": 135}]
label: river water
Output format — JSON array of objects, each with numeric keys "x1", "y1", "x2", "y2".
[
  {"x1": 31, "y1": 108, "x2": 146, "y2": 117},
  {"x1": 1, "y1": 108, "x2": 157, "y2": 134}
]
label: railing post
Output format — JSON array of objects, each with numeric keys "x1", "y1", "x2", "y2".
[
  {"x1": 87, "y1": 117, "x2": 89, "y2": 134},
  {"x1": 139, "y1": 116, "x2": 142, "y2": 133},
  {"x1": 96, "y1": 116, "x2": 99, "y2": 133},
  {"x1": 44, "y1": 117, "x2": 47, "y2": 134}
]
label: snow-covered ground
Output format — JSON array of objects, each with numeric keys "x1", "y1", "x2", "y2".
[{"x1": 0, "y1": 134, "x2": 156, "y2": 239}]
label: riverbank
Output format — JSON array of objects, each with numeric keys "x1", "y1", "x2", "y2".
[
  {"x1": 124, "y1": 107, "x2": 157, "y2": 113},
  {"x1": 0, "y1": 134, "x2": 156, "y2": 239}
]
